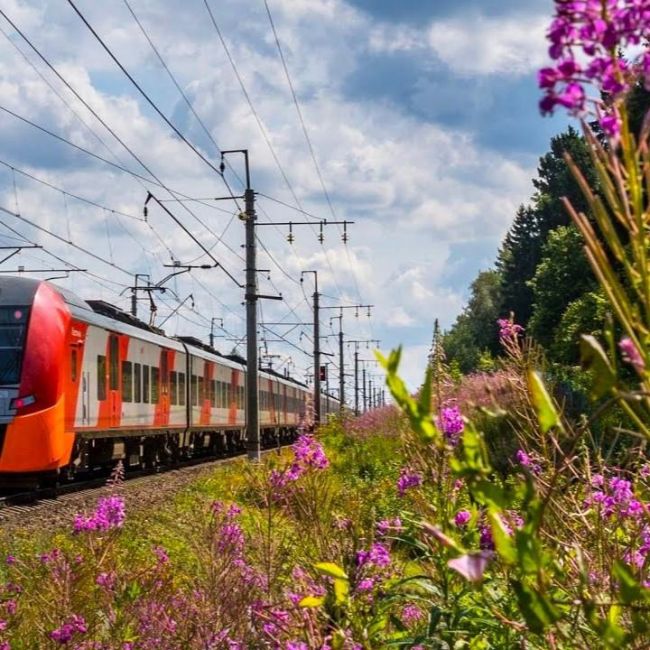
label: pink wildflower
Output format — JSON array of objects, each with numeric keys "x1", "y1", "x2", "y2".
[
  {"x1": 397, "y1": 468, "x2": 422, "y2": 496},
  {"x1": 619, "y1": 337, "x2": 645, "y2": 371},
  {"x1": 454, "y1": 510, "x2": 471, "y2": 527}
]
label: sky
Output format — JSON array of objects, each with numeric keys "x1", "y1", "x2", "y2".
[{"x1": 0, "y1": 0, "x2": 567, "y2": 396}]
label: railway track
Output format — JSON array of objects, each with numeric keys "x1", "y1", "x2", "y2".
[{"x1": 0, "y1": 444, "x2": 284, "y2": 526}]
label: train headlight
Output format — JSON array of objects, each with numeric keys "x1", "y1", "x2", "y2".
[{"x1": 10, "y1": 395, "x2": 36, "y2": 409}]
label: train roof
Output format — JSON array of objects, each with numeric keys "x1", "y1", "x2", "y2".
[{"x1": 0, "y1": 277, "x2": 317, "y2": 392}]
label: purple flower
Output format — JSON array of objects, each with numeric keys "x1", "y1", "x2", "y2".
[
  {"x1": 401, "y1": 604, "x2": 424, "y2": 624},
  {"x1": 591, "y1": 473, "x2": 605, "y2": 487},
  {"x1": 397, "y1": 468, "x2": 422, "y2": 496},
  {"x1": 437, "y1": 405, "x2": 464, "y2": 444},
  {"x1": 5, "y1": 555, "x2": 15, "y2": 566},
  {"x1": 356, "y1": 577, "x2": 375, "y2": 592},
  {"x1": 74, "y1": 495, "x2": 125, "y2": 533},
  {"x1": 376, "y1": 517, "x2": 403, "y2": 536},
  {"x1": 454, "y1": 510, "x2": 471, "y2": 527},
  {"x1": 357, "y1": 542, "x2": 391, "y2": 569},
  {"x1": 619, "y1": 337, "x2": 645, "y2": 371},
  {"x1": 96, "y1": 571, "x2": 116, "y2": 591},
  {"x1": 479, "y1": 524, "x2": 494, "y2": 550},
  {"x1": 50, "y1": 614, "x2": 87, "y2": 644},
  {"x1": 539, "y1": 0, "x2": 650, "y2": 135},
  {"x1": 515, "y1": 449, "x2": 531, "y2": 467},
  {"x1": 497, "y1": 318, "x2": 524, "y2": 342},
  {"x1": 286, "y1": 643, "x2": 309, "y2": 650}
]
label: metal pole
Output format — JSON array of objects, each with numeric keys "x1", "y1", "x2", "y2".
[
  {"x1": 244, "y1": 163, "x2": 260, "y2": 461},
  {"x1": 131, "y1": 274, "x2": 138, "y2": 317},
  {"x1": 362, "y1": 367, "x2": 367, "y2": 412},
  {"x1": 354, "y1": 348, "x2": 359, "y2": 416},
  {"x1": 313, "y1": 275, "x2": 321, "y2": 427},
  {"x1": 325, "y1": 362, "x2": 330, "y2": 397},
  {"x1": 209, "y1": 318, "x2": 215, "y2": 349},
  {"x1": 338, "y1": 322, "x2": 344, "y2": 411},
  {"x1": 368, "y1": 377, "x2": 373, "y2": 411}
]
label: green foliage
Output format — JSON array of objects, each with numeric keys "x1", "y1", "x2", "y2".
[
  {"x1": 528, "y1": 225, "x2": 598, "y2": 355},
  {"x1": 443, "y1": 270, "x2": 502, "y2": 373}
]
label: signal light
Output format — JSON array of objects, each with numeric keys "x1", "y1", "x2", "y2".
[
  {"x1": 10, "y1": 394, "x2": 35, "y2": 410},
  {"x1": 319, "y1": 365, "x2": 327, "y2": 381}
]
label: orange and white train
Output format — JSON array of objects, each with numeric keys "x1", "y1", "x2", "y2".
[{"x1": 0, "y1": 276, "x2": 338, "y2": 486}]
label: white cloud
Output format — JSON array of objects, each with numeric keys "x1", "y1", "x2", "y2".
[{"x1": 428, "y1": 13, "x2": 548, "y2": 76}]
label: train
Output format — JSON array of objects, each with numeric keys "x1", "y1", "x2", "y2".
[{"x1": 0, "y1": 276, "x2": 338, "y2": 487}]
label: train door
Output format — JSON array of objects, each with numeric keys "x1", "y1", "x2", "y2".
[
  {"x1": 108, "y1": 334, "x2": 120, "y2": 427},
  {"x1": 160, "y1": 350, "x2": 170, "y2": 424},
  {"x1": 81, "y1": 371, "x2": 90, "y2": 426}
]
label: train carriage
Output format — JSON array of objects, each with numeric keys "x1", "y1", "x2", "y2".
[{"x1": 0, "y1": 276, "x2": 332, "y2": 486}]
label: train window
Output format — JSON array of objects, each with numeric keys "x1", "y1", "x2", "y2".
[
  {"x1": 142, "y1": 365, "x2": 150, "y2": 403},
  {"x1": 97, "y1": 355, "x2": 106, "y2": 400},
  {"x1": 151, "y1": 367, "x2": 160, "y2": 404},
  {"x1": 122, "y1": 361, "x2": 133, "y2": 403},
  {"x1": 191, "y1": 375, "x2": 198, "y2": 406},
  {"x1": 70, "y1": 349, "x2": 77, "y2": 383},
  {"x1": 178, "y1": 372, "x2": 186, "y2": 406},
  {"x1": 210, "y1": 379, "x2": 216, "y2": 407},
  {"x1": 109, "y1": 335, "x2": 119, "y2": 391},
  {"x1": 170, "y1": 371, "x2": 177, "y2": 406},
  {"x1": 198, "y1": 376, "x2": 204, "y2": 403},
  {"x1": 134, "y1": 363, "x2": 141, "y2": 402},
  {"x1": 221, "y1": 382, "x2": 226, "y2": 408}
]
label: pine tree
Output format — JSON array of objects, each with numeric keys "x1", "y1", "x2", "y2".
[{"x1": 496, "y1": 205, "x2": 543, "y2": 326}]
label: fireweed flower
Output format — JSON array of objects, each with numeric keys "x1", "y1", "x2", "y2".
[
  {"x1": 515, "y1": 449, "x2": 542, "y2": 474},
  {"x1": 376, "y1": 517, "x2": 403, "y2": 536},
  {"x1": 619, "y1": 337, "x2": 645, "y2": 371},
  {"x1": 401, "y1": 604, "x2": 424, "y2": 624},
  {"x1": 497, "y1": 318, "x2": 524, "y2": 342},
  {"x1": 50, "y1": 614, "x2": 87, "y2": 644},
  {"x1": 357, "y1": 542, "x2": 391, "y2": 568},
  {"x1": 397, "y1": 467, "x2": 422, "y2": 496},
  {"x1": 539, "y1": 0, "x2": 650, "y2": 135},
  {"x1": 437, "y1": 405, "x2": 464, "y2": 445},
  {"x1": 73, "y1": 495, "x2": 125, "y2": 533},
  {"x1": 454, "y1": 510, "x2": 471, "y2": 527}
]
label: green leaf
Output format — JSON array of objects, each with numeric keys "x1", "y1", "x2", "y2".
[
  {"x1": 314, "y1": 562, "x2": 348, "y2": 579},
  {"x1": 511, "y1": 579, "x2": 562, "y2": 634},
  {"x1": 333, "y1": 577, "x2": 349, "y2": 605},
  {"x1": 580, "y1": 335, "x2": 615, "y2": 399},
  {"x1": 376, "y1": 348, "x2": 440, "y2": 443},
  {"x1": 487, "y1": 510, "x2": 516, "y2": 564},
  {"x1": 527, "y1": 370, "x2": 562, "y2": 433},
  {"x1": 514, "y1": 529, "x2": 543, "y2": 575},
  {"x1": 472, "y1": 480, "x2": 508, "y2": 509},
  {"x1": 427, "y1": 606, "x2": 442, "y2": 635},
  {"x1": 298, "y1": 595, "x2": 325, "y2": 608},
  {"x1": 613, "y1": 560, "x2": 641, "y2": 604}
]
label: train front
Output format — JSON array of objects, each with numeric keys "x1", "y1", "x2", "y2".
[{"x1": 0, "y1": 277, "x2": 72, "y2": 480}]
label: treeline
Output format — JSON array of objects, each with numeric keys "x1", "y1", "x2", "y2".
[{"x1": 444, "y1": 85, "x2": 650, "y2": 374}]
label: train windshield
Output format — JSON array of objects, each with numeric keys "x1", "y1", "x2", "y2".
[{"x1": 0, "y1": 307, "x2": 30, "y2": 384}]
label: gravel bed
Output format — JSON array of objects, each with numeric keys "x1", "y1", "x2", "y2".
[{"x1": 0, "y1": 455, "x2": 245, "y2": 537}]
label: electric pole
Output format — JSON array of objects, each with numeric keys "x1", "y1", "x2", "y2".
[
  {"x1": 346, "y1": 339, "x2": 380, "y2": 416},
  {"x1": 301, "y1": 270, "x2": 321, "y2": 427},
  {"x1": 243, "y1": 165, "x2": 260, "y2": 461},
  {"x1": 362, "y1": 367, "x2": 367, "y2": 412},
  {"x1": 321, "y1": 304, "x2": 373, "y2": 411}
]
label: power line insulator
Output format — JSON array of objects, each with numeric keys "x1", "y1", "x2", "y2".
[
  {"x1": 318, "y1": 222, "x2": 324, "y2": 244},
  {"x1": 287, "y1": 223, "x2": 294, "y2": 244}
]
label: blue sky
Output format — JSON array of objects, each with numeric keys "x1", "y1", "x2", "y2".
[{"x1": 0, "y1": 0, "x2": 566, "y2": 391}]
